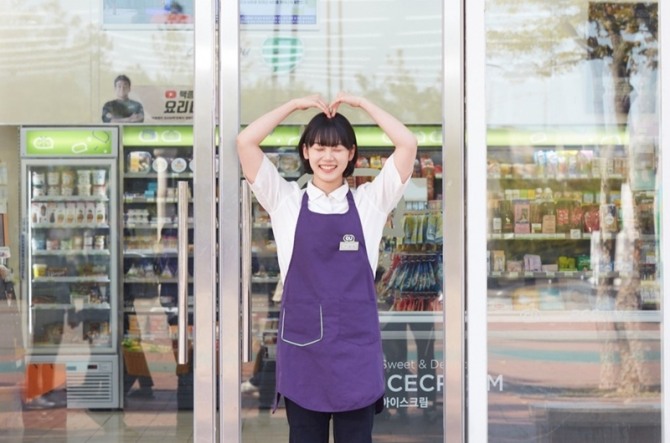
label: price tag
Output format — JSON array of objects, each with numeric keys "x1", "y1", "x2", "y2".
[{"x1": 570, "y1": 229, "x2": 582, "y2": 239}]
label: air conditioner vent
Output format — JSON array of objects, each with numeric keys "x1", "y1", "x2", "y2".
[{"x1": 65, "y1": 359, "x2": 118, "y2": 409}]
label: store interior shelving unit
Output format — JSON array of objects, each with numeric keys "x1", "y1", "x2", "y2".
[
  {"x1": 486, "y1": 128, "x2": 659, "y2": 320},
  {"x1": 120, "y1": 126, "x2": 194, "y2": 408}
]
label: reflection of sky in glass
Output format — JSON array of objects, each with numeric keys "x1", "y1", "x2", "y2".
[
  {"x1": 0, "y1": 0, "x2": 443, "y2": 124},
  {"x1": 239, "y1": 0, "x2": 443, "y2": 123},
  {"x1": 485, "y1": 1, "x2": 658, "y2": 128}
]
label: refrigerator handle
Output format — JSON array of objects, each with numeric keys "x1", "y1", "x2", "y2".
[
  {"x1": 241, "y1": 180, "x2": 252, "y2": 362},
  {"x1": 177, "y1": 181, "x2": 189, "y2": 364}
]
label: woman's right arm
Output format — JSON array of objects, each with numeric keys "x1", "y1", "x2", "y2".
[{"x1": 236, "y1": 95, "x2": 331, "y2": 183}]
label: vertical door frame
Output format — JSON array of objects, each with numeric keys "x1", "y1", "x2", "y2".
[
  {"x1": 443, "y1": 0, "x2": 467, "y2": 442},
  {"x1": 193, "y1": 0, "x2": 219, "y2": 442},
  {"x1": 218, "y1": 0, "x2": 244, "y2": 442},
  {"x1": 661, "y1": 1, "x2": 669, "y2": 440},
  {"x1": 464, "y1": 0, "x2": 489, "y2": 441}
]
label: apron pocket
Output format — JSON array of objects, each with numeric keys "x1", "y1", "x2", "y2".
[
  {"x1": 280, "y1": 304, "x2": 323, "y2": 346},
  {"x1": 339, "y1": 294, "x2": 378, "y2": 345}
]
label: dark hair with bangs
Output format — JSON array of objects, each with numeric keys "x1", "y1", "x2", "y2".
[{"x1": 298, "y1": 113, "x2": 358, "y2": 177}]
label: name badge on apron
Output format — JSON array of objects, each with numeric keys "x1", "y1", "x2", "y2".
[{"x1": 339, "y1": 234, "x2": 359, "y2": 251}]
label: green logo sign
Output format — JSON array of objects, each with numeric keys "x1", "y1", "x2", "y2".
[
  {"x1": 123, "y1": 126, "x2": 194, "y2": 146},
  {"x1": 24, "y1": 129, "x2": 115, "y2": 156},
  {"x1": 262, "y1": 37, "x2": 304, "y2": 73}
]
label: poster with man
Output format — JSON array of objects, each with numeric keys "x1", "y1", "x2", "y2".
[{"x1": 101, "y1": 75, "x2": 145, "y2": 123}]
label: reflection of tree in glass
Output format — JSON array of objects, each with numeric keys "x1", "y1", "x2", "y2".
[
  {"x1": 587, "y1": 3, "x2": 658, "y2": 397},
  {"x1": 486, "y1": 1, "x2": 658, "y2": 124},
  {"x1": 587, "y1": 3, "x2": 657, "y2": 124},
  {"x1": 485, "y1": 1, "x2": 584, "y2": 78},
  {"x1": 486, "y1": 1, "x2": 660, "y2": 403},
  {"x1": 150, "y1": 29, "x2": 193, "y2": 85},
  {"x1": 240, "y1": 47, "x2": 441, "y2": 126},
  {"x1": 0, "y1": 0, "x2": 115, "y2": 123},
  {"x1": 354, "y1": 49, "x2": 441, "y2": 124}
]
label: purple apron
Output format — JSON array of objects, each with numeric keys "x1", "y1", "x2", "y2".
[{"x1": 275, "y1": 191, "x2": 384, "y2": 412}]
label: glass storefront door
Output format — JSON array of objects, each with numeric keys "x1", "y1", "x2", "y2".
[
  {"x1": 466, "y1": 0, "x2": 666, "y2": 441},
  {"x1": 0, "y1": 1, "x2": 218, "y2": 441},
  {"x1": 215, "y1": 0, "x2": 464, "y2": 442}
]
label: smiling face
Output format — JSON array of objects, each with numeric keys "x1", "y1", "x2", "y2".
[
  {"x1": 303, "y1": 143, "x2": 356, "y2": 193},
  {"x1": 297, "y1": 113, "x2": 358, "y2": 194}
]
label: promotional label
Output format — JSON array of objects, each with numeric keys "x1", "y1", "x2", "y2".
[
  {"x1": 22, "y1": 128, "x2": 116, "y2": 157},
  {"x1": 122, "y1": 126, "x2": 194, "y2": 146}
]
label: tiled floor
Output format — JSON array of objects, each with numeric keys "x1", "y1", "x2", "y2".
[
  {"x1": 2, "y1": 390, "x2": 443, "y2": 443},
  {"x1": 1, "y1": 373, "x2": 444, "y2": 443},
  {"x1": 3, "y1": 388, "x2": 196, "y2": 443}
]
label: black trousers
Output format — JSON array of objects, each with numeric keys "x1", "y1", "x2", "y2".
[{"x1": 285, "y1": 397, "x2": 376, "y2": 443}]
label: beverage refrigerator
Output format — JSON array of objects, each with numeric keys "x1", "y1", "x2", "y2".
[
  {"x1": 20, "y1": 127, "x2": 120, "y2": 409},
  {"x1": 119, "y1": 125, "x2": 194, "y2": 408}
]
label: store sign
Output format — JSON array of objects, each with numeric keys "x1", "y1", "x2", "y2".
[
  {"x1": 122, "y1": 126, "x2": 194, "y2": 147},
  {"x1": 240, "y1": 0, "x2": 318, "y2": 27},
  {"x1": 132, "y1": 86, "x2": 194, "y2": 123},
  {"x1": 22, "y1": 129, "x2": 115, "y2": 157},
  {"x1": 103, "y1": 0, "x2": 194, "y2": 27},
  {"x1": 384, "y1": 358, "x2": 444, "y2": 410}
]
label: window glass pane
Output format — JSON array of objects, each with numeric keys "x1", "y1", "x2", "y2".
[
  {"x1": 0, "y1": 1, "x2": 194, "y2": 125},
  {"x1": 0, "y1": 1, "x2": 198, "y2": 440},
  {"x1": 486, "y1": 2, "x2": 661, "y2": 441},
  {"x1": 239, "y1": 1, "x2": 446, "y2": 440}
]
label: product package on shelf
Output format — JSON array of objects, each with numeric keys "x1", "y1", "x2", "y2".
[{"x1": 513, "y1": 200, "x2": 530, "y2": 234}]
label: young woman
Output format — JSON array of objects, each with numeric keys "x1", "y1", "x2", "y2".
[{"x1": 237, "y1": 93, "x2": 417, "y2": 443}]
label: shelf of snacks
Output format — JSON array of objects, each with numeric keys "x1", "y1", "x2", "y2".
[{"x1": 486, "y1": 137, "x2": 659, "y2": 315}]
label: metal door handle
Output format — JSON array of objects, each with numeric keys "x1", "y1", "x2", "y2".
[
  {"x1": 241, "y1": 180, "x2": 252, "y2": 362},
  {"x1": 177, "y1": 181, "x2": 189, "y2": 364}
]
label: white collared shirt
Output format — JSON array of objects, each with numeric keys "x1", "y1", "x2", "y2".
[{"x1": 250, "y1": 153, "x2": 409, "y2": 280}]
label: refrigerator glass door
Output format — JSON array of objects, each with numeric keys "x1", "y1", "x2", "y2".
[
  {"x1": 25, "y1": 159, "x2": 117, "y2": 354},
  {"x1": 120, "y1": 127, "x2": 195, "y2": 409}
]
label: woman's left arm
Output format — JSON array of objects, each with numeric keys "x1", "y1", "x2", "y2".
[{"x1": 330, "y1": 92, "x2": 418, "y2": 182}]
